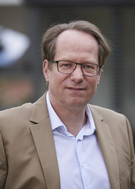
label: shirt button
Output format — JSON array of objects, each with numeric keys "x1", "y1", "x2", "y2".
[{"x1": 81, "y1": 162, "x2": 85, "y2": 168}]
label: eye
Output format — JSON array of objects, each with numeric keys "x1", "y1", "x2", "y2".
[
  {"x1": 62, "y1": 63, "x2": 71, "y2": 68},
  {"x1": 59, "y1": 61, "x2": 73, "y2": 69},
  {"x1": 83, "y1": 64, "x2": 95, "y2": 70}
]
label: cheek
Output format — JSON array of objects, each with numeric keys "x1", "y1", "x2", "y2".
[
  {"x1": 87, "y1": 78, "x2": 99, "y2": 95},
  {"x1": 49, "y1": 74, "x2": 63, "y2": 93},
  {"x1": 88, "y1": 77, "x2": 99, "y2": 86}
]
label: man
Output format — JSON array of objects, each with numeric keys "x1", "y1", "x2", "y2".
[{"x1": 0, "y1": 20, "x2": 134, "y2": 189}]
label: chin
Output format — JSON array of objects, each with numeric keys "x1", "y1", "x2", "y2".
[{"x1": 67, "y1": 98, "x2": 88, "y2": 108}]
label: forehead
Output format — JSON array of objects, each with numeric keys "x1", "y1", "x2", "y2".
[
  {"x1": 56, "y1": 30, "x2": 98, "y2": 49},
  {"x1": 54, "y1": 30, "x2": 99, "y2": 62}
]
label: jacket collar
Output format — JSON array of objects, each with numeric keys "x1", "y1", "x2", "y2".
[
  {"x1": 29, "y1": 93, "x2": 60, "y2": 189},
  {"x1": 90, "y1": 105, "x2": 120, "y2": 189}
]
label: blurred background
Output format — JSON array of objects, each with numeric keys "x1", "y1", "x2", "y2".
[{"x1": 0, "y1": 0, "x2": 135, "y2": 143}]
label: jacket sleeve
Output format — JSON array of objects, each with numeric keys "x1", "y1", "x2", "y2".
[
  {"x1": 0, "y1": 132, "x2": 7, "y2": 189},
  {"x1": 126, "y1": 118, "x2": 135, "y2": 189}
]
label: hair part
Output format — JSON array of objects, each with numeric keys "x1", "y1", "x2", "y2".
[{"x1": 41, "y1": 20, "x2": 111, "y2": 67}]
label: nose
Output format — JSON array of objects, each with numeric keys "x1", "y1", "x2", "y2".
[{"x1": 70, "y1": 64, "x2": 84, "y2": 82}]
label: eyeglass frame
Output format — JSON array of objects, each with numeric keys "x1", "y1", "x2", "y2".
[{"x1": 49, "y1": 60, "x2": 102, "y2": 77}]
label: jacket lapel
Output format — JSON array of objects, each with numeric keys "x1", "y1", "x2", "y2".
[
  {"x1": 29, "y1": 94, "x2": 60, "y2": 189},
  {"x1": 90, "y1": 105, "x2": 120, "y2": 189}
]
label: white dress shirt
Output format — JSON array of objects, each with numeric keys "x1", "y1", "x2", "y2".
[{"x1": 46, "y1": 92, "x2": 111, "y2": 189}]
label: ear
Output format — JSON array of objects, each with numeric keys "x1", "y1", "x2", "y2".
[
  {"x1": 97, "y1": 69, "x2": 102, "y2": 85},
  {"x1": 43, "y1": 59, "x2": 49, "y2": 83}
]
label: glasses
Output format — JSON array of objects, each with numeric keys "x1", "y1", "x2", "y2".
[{"x1": 51, "y1": 60, "x2": 101, "y2": 77}]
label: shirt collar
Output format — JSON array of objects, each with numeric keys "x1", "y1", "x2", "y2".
[
  {"x1": 46, "y1": 92, "x2": 65, "y2": 131},
  {"x1": 46, "y1": 91, "x2": 96, "y2": 137}
]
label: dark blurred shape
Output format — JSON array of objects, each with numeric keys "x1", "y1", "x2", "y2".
[
  {"x1": 25, "y1": 0, "x2": 135, "y2": 6},
  {"x1": 0, "y1": 41, "x2": 4, "y2": 52}
]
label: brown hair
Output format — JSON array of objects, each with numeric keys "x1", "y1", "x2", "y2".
[{"x1": 41, "y1": 20, "x2": 111, "y2": 67}]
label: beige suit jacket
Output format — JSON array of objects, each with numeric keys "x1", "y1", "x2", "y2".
[{"x1": 0, "y1": 93, "x2": 135, "y2": 189}]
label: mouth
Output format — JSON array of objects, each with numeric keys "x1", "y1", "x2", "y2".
[{"x1": 66, "y1": 87, "x2": 86, "y2": 91}]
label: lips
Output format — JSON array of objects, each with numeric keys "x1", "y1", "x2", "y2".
[{"x1": 66, "y1": 87, "x2": 85, "y2": 91}]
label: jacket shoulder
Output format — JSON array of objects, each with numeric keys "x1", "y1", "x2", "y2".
[
  {"x1": 89, "y1": 104, "x2": 132, "y2": 135},
  {"x1": 0, "y1": 102, "x2": 33, "y2": 119},
  {"x1": 0, "y1": 94, "x2": 46, "y2": 131},
  {"x1": 90, "y1": 104, "x2": 126, "y2": 121},
  {"x1": 0, "y1": 102, "x2": 33, "y2": 131}
]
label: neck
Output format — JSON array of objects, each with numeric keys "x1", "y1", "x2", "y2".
[{"x1": 51, "y1": 101, "x2": 87, "y2": 136}]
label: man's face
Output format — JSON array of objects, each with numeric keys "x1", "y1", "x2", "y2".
[{"x1": 43, "y1": 30, "x2": 101, "y2": 110}]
